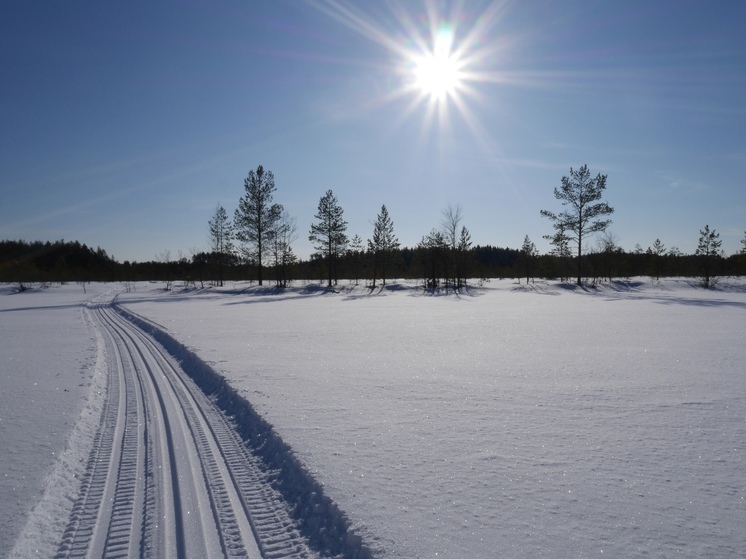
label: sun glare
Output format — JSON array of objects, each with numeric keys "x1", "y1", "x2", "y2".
[
  {"x1": 311, "y1": 0, "x2": 509, "y2": 143},
  {"x1": 412, "y1": 26, "x2": 463, "y2": 100}
]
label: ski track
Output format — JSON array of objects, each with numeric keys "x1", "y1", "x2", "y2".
[{"x1": 53, "y1": 293, "x2": 326, "y2": 559}]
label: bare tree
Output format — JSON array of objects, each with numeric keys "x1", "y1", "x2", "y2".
[
  {"x1": 234, "y1": 165, "x2": 282, "y2": 286},
  {"x1": 541, "y1": 165, "x2": 614, "y2": 285},
  {"x1": 441, "y1": 203, "x2": 463, "y2": 290},
  {"x1": 156, "y1": 249, "x2": 173, "y2": 290}
]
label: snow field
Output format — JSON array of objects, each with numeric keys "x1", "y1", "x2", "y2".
[
  {"x1": 1, "y1": 279, "x2": 744, "y2": 558},
  {"x1": 0, "y1": 284, "x2": 110, "y2": 559},
  {"x1": 116, "y1": 279, "x2": 746, "y2": 558}
]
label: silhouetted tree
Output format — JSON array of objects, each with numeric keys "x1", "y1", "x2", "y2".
[
  {"x1": 596, "y1": 230, "x2": 620, "y2": 282},
  {"x1": 270, "y1": 211, "x2": 297, "y2": 288},
  {"x1": 520, "y1": 235, "x2": 538, "y2": 284},
  {"x1": 208, "y1": 205, "x2": 234, "y2": 287},
  {"x1": 157, "y1": 249, "x2": 173, "y2": 290},
  {"x1": 545, "y1": 226, "x2": 571, "y2": 282},
  {"x1": 441, "y1": 204, "x2": 463, "y2": 290},
  {"x1": 234, "y1": 165, "x2": 282, "y2": 286},
  {"x1": 456, "y1": 226, "x2": 472, "y2": 288},
  {"x1": 541, "y1": 165, "x2": 614, "y2": 285},
  {"x1": 348, "y1": 234, "x2": 364, "y2": 286},
  {"x1": 368, "y1": 204, "x2": 400, "y2": 287},
  {"x1": 650, "y1": 238, "x2": 666, "y2": 281},
  {"x1": 309, "y1": 190, "x2": 348, "y2": 287},
  {"x1": 695, "y1": 224, "x2": 721, "y2": 288},
  {"x1": 418, "y1": 229, "x2": 448, "y2": 289}
]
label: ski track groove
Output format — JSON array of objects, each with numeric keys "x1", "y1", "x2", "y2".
[{"x1": 54, "y1": 293, "x2": 324, "y2": 559}]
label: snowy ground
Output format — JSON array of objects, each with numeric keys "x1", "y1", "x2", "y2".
[
  {"x1": 2, "y1": 278, "x2": 745, "y2": 558},
  {"x1": 0, "y1": 283, "x2": 107, "y2": 556}
]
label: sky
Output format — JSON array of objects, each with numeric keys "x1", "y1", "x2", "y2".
[{"x1": 1, "y1": 0, "x2": 745, "y2": 263}]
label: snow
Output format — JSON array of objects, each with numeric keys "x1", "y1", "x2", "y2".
[
  {"x1": 0, "y1": 283, "x2": 110, "y2": 558},
  {"x1": 2, "y1": 278, "x2": 745, "y2": 558}
]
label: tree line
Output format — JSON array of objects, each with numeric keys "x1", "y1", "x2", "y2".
[{"x1": 3, "y1": 164, "x2": 746, "y2": 290}]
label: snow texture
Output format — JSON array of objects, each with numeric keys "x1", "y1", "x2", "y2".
[{"x1": 2, "y1": 278, "x2": 745, "y2": 558}]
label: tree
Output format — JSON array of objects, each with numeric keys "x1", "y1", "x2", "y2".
[
  {"x1": 348, "y1": 234, "x2": 364, "y2": 286},
  {"x1": 156, "y1": 249, "x2": 173, "y2": 290},
  {"x1": 270, "y1": 211, "x2": 297, "y2": 288},
  {"x1": 233, "y1": 165, "x2": 282, "y2": 286},
  {"x1": 596, "y1": 230, "x2": 620, "y2": 282},
  {"x1": 695, "y1": 224, "x2": 722, "y2": 288},
  {"x1": 740, "y1": 231, "x2": 746, "y2": 255},
  {"x1": 418, "y1": 229, "x2": 448, "y2": 289},
  {"x1": 650, "y1": 238, "x2": 666, "y2": 281},
  {"x1": 520, "y1": 235, "x2": 538, "y2": 284},
  {"x1": 309, "y1": 190, "x2": 348, "y2": 287},
  {"x1": 368, "y1": 204, "x2": 400, "y2": 287},
  {"x1": 456, "y1": 226, "x2": 472, "y2": 288},
  {"x1": 208, "y1": 205, "x2": 234, "y2": 287},
  {"x1": 545, "y1": 225, "x2": 571, "y2": 282},
  {"x1": 540, "y1": 164, "x2": 614, "y2": 285},
  {"x1": 441, "y1": 204, "x2": 463, "y2": 290}
]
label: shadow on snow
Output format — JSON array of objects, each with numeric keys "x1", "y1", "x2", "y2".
[{"x1": 113, "y1": 303, "x2": 375, "y2": 559}]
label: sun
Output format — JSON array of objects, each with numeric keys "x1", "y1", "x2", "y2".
[{"x1": 411, "y1": 26, "x2": 464, "y2": 100}]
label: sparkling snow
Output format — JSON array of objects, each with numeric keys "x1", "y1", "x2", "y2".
[{"x1": 2, "y1": 279, "x2": 745, "y2": 558}]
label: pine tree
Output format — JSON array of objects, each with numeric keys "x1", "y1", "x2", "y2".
[
  {"x1": 309, "y1": 190, "x2": 348, "y2": 287},
  {"x1": 368, "y1": 205, "x2": 400, "y2": 287},
  {"x1": 233, "y1": 165, "x2": 282, "y2": 286},
  {"x1": 520, "y1": 235, "x2": 538, "y2": 284},
  {"x1": 651, "y1": 238, "x2": 666, "y2": 281},
  {"x1": 541, "y1": 165, "x2": 614, "y2": 285},
  {"x1": 349, "y1": 234, "x2": 364, "y2": 286},
  {"x1": 418, "y1": 229, "x2": 447, "y2": 289},
  {"x1": 456, "y1": 226, "x2": 472, "y2": 288},
  {"x1": 695, "y1": 225, "x2": 721, "y2": 288},
  {"x1": 208, "y1": 205, "x2": 234, "y2": 287}
]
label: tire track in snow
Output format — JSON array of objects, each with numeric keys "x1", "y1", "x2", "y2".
[
  {"x1": 108, "y1": 303, "x2": 321, "y2": 558},
  {"x1": 54, "y1": 293, "x2": 366, "y2": 559},
  {"x1": 55, "y1": 296, "x2": 263, "y2": 558}
]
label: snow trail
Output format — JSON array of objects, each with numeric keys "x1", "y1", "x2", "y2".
[{"x1": 51, "y1": 294, "x2": 360, "y2": 559}]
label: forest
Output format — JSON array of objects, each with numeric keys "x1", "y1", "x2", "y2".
[
  {"x1": 2, "y1": 237, "x2": 745, "y2": 291},
  {"x1": 3, "y1": 165, "x2": 745, "y2": 290}
]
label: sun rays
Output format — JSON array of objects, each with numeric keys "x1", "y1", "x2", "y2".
[
  {"x1": 309, "y1": 0, "x2": 511, "y2": 148},
  {"x1": 411, "y1": 25, "x2": 463, "y2": 101}
]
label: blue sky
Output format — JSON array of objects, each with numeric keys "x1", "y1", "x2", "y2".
[{"x1": 2, "y1": 0, "x2": 745, "y2": 263}]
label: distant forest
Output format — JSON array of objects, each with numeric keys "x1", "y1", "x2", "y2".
[
  {"x1": 2, "y1": 238, "x2": 745, "y2": 290},
  {"x1": 5, "y1": 164, "x2": 745, "y2": 291}
]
